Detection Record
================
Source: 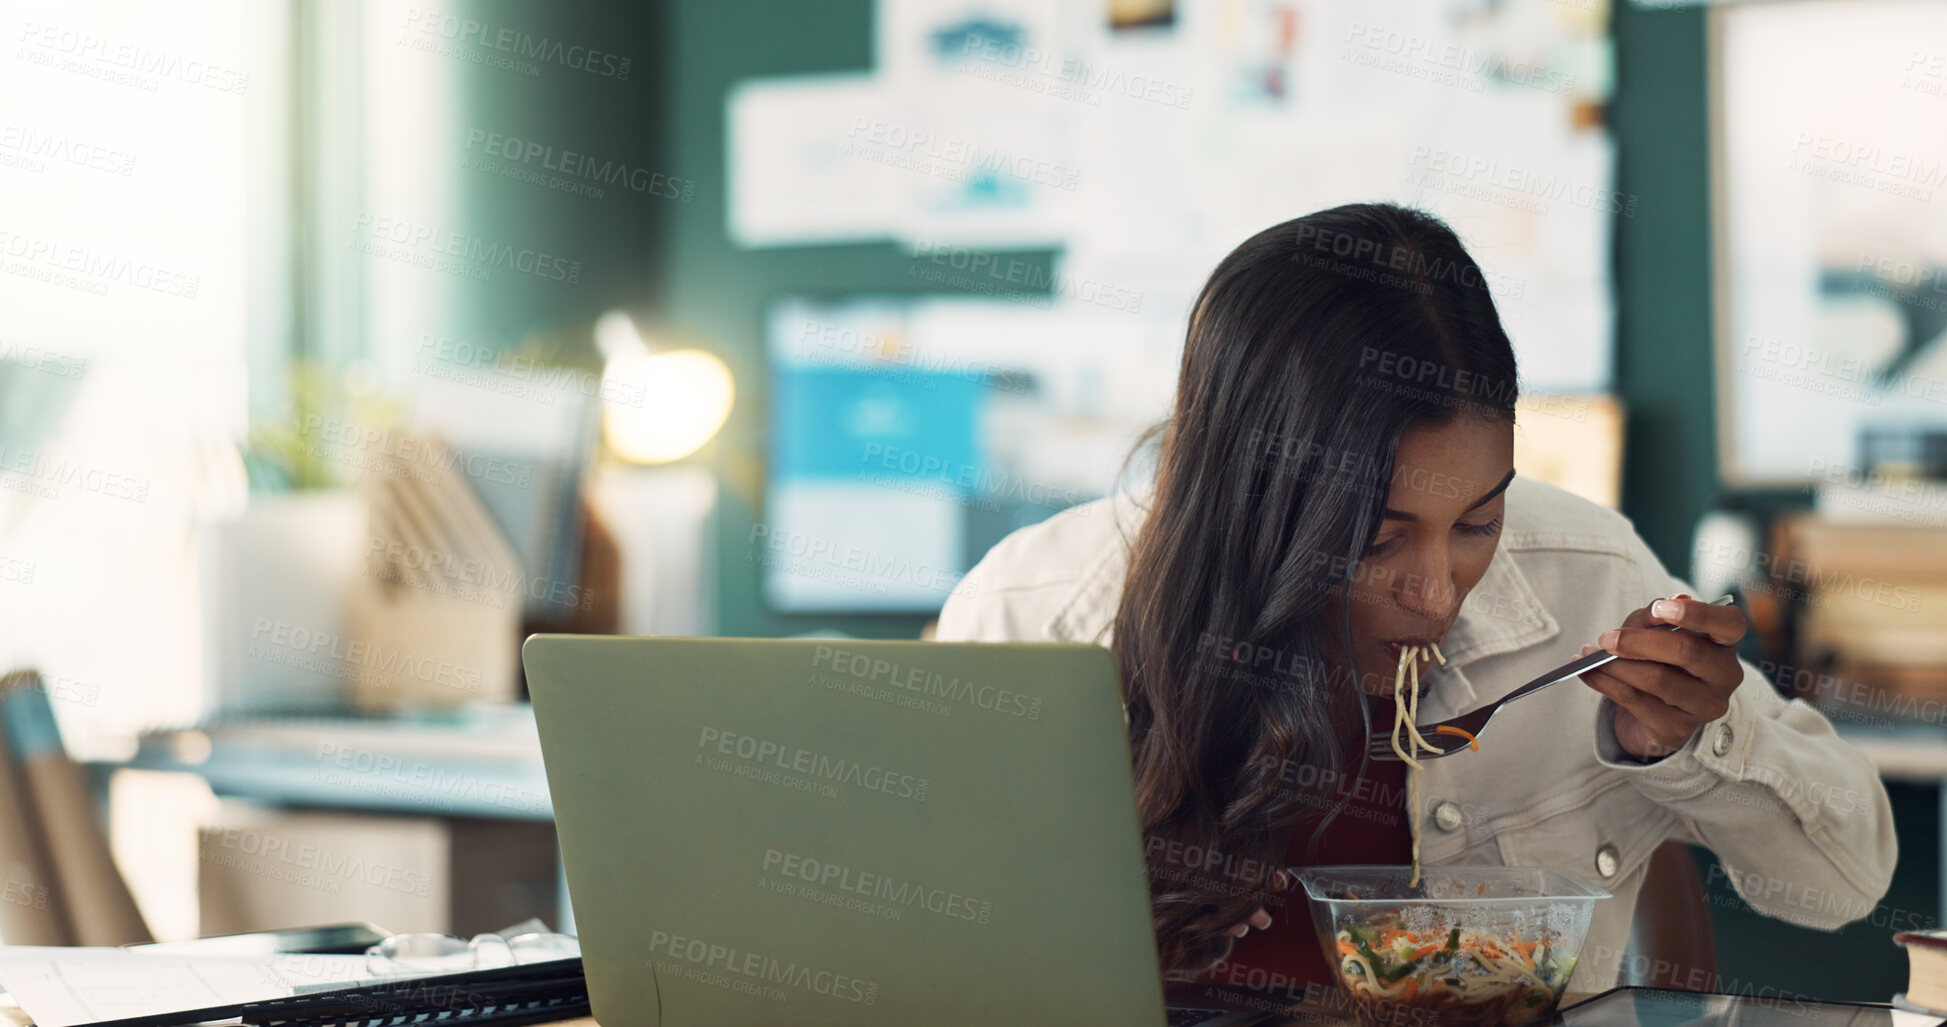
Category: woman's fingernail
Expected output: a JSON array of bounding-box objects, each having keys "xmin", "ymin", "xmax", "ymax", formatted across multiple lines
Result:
[
  {"xmin": 1652, "ymin": 598, "xmax": 1680, "ymax": 620},
  {"xmin": 1599, "ymin": 629, "xmax": 1620, "ymax": 650}
]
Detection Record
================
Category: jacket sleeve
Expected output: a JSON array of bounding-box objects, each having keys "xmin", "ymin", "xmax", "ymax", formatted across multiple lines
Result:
[{"xmin": 1591, "ymin": 535, "xmax": 1898, "ymax": 930}]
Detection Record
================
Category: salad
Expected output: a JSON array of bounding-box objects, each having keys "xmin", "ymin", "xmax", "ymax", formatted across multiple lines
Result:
[{"xmin": 1332, "ymin": 913, "xmax": 1578, "ymax": 1027}]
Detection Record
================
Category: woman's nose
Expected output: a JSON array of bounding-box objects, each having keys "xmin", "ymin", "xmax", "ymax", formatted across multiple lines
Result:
[{"xmin": 1396, "ymin": 552, "xmax": 1458, "ymax": 620}]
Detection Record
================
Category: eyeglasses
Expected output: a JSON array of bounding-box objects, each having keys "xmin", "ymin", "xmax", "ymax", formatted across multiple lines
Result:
[{"xmin": 364, "ymin": 930, "xmax": 580, "ymax": 976}]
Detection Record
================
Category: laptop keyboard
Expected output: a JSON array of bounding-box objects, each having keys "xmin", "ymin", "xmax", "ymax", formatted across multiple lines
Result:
[{"xmin": 1167, "ymin": 1008, "xmax": 1234, "ymax": 1026}]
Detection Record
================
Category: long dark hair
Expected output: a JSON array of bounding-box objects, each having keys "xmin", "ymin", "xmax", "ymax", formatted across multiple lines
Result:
[{"xmin": 1115, "ymin": 203, "xmax": 1520, "ymax": 976}]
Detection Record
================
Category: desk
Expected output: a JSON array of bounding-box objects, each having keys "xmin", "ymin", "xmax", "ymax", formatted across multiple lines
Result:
[{"xmin": 111, "ymin": 707, "xmax": 571, "ymax": 932}]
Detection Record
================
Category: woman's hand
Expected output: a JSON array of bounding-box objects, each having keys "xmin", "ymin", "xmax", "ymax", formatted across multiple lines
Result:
[
  {"xmin": 1225, "ymin": 868, "xmax": 1289, "ymax": 938},
  {"xmin": 1577, "ymin": 593, "xmax": 1748, "ymax": 761}
]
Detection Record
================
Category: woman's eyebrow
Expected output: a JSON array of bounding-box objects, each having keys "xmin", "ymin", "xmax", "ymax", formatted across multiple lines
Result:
[
  {"xmin": 1464, "ymin": 469, "xmax": 1517, "ymax": 512},
  {"xmin": 1382, "ymin": 468, "xmax": 1516, "ymax": 521}
]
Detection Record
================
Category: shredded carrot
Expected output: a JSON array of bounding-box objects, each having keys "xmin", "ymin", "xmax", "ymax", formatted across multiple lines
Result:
[
  {"xmin": 1412, "ymin": 943, "xmax": 1441, "ymax": 960},
  {"xmin": 1339, "ymin": 940, "xmax": 1358, "ymax": 956},
  {"xmin": 1433, "ymin": 725, "xmax": 1480, "ymax": 751},
  {"xmin": 1514, "ymin": 941, "xmax": 1538, "ymax": 961},
  {"xmin": 1381, "ymin": 929, "xmax": 1406, "ymax": 946},
  {"xmin": 1401, "ymin": 979, "xmax": 1419, "ymax": 1000}
]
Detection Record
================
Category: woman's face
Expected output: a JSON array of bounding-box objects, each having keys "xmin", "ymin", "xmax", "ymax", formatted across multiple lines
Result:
[{"xmin": 1340, "ymin": 415, "xmax": 1515, "ymax": 695}]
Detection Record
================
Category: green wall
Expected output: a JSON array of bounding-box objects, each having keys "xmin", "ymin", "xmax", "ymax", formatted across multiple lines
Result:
[
  {"xmin": 453, "ymin": 2, "xmax": 674, "ymax": 352},
  {"xmin": 446, "ymin": 1, "xmax": 674, "ymax": 360},
  {"xmin": 1610, "ymin": 2, "xmax": 1721, "ymax": 570}
]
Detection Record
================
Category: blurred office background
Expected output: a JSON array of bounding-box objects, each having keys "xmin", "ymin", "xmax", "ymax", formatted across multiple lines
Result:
[{"xmin": 0, "ymin": 0, "xmax": 1944, "ymax": 1000}]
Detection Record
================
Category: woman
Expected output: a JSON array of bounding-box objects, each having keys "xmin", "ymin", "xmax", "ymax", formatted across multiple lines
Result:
[{"xmin": 935, "ymin": 203, "xmax": 1895, "ymax": 993}]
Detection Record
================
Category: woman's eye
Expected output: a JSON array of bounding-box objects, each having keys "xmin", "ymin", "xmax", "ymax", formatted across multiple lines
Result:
[
  {"xmin": 1365, "ymin": 536, "xmax": 1401, "ymax": 555},
  {"xmin": 1457, "ymin": 517, "xmax": 1502, "ymax": 538}
]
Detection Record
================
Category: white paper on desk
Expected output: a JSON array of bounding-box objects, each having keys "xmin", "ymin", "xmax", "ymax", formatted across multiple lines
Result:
[{"xmin": 0, "ymin": 947, "xmax": 372, "ymax": 1027}]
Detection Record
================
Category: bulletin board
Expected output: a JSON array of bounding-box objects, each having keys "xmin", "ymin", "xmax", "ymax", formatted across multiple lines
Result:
[{"xmin": 732, "ymin": 0, "xmax": 1622, "ymax": 612}]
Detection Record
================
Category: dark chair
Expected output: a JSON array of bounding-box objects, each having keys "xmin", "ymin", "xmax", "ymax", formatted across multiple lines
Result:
[{"xmin": 1623, "ymin": 841, "xmax": 1718, "ymax": 988}]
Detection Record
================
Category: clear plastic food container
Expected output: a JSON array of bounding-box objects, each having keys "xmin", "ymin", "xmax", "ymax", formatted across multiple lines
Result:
[{"xmin": 1294, "ymin": 865, "xmax": 1610, "ymax": 1027}]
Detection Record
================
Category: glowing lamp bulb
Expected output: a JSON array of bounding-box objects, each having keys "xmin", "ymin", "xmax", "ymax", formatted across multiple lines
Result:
[{"xmin": 602, "ymin": 348, "xmax": 734, "ymax": 464}]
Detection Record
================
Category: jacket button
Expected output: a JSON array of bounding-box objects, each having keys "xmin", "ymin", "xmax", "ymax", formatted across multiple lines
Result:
[
  {"xmin": 1433, "ymin": 801, "xmax": 1464, "ymax": 832},
  {"xmin": 1595, "ymin": 844, "xmax": 1620, "ymax": 879},
  {"xmin": 1712, "ymin": 723, "xmax": 1735, "ymax": 758}
]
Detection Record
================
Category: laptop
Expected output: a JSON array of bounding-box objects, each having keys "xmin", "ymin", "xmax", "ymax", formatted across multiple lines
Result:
[{"xmin": 523, "ymin": 636, "xmax": 1272, "ymax": 1026}]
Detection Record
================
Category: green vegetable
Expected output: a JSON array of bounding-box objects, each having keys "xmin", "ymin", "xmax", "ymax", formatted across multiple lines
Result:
[
  {"xmin": 1378, "ymin": 958, "xmax": 1421, "ymax": 984},
  {"xmin": 1528, "ymin": 992, "xmax": 1547, "ymax": 1006},
  {"xmin": 1446, "ymin": 927, "xmax": 1460, "ymax": 951},
  {"xmin": 1345, "ymin": 932, "xmax": 1420, "ymax": 985},
  {"xmin": 1354, "ymin": 938, "xmax": 1386, "ymax": 972}
]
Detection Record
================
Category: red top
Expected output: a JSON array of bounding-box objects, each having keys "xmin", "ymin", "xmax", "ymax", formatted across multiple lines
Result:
[{"xmin": 1200, "ymin": 698, "xmax": 1415, "ymax": 999}]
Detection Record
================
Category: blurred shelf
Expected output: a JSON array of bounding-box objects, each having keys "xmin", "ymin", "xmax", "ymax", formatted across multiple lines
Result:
[{"xmin": 112, "ymin": 705, "xmax": 552, "ymax": 820}]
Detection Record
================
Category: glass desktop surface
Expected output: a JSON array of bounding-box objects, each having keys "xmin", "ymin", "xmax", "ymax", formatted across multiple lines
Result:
[{"xmin": 1549, "ymin": 988, "xmax": 1912, "ymax": 1027}]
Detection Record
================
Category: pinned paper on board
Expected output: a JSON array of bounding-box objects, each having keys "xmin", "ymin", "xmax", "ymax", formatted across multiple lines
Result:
[
  {"xmin": 762, "ymin": 295, "xmax": 1182, "ymax": 613},
  {"xmin": 886, "ymin": 80, "xmax": 1086, "ymax": 249},
  {"xmin": 875, "ymin": 0, "xmax": 1079, "ymax": 83},
  {"xmin": 1715, "ymin": 0, "xmax": 1947, "ymax": 483},
  {"xmin": 727, "ymin": 75, "xmax": 904, "ymax": 248}
]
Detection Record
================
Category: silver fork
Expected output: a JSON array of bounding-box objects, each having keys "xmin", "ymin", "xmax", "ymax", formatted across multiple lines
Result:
[{"xmin": 1367, "ymin": 595, "xmax": 1736, "ymax": 762}]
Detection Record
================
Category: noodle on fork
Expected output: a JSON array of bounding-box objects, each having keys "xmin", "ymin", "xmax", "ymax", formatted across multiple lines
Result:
[{"xmin": 1388, "ymin": 644, "xmax": 1444, "ymax": 887}]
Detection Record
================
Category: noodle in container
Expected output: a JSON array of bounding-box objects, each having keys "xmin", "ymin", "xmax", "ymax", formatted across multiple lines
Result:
[{"xmin": 1295, "ymin": 865, "xmax": 1609, "ymax": 1027}]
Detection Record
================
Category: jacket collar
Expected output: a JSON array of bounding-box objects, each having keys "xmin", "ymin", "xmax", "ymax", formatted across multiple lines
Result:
[{"xmin": 1040, "ymin": 491, "xmax": 1559, "ymax": 715}]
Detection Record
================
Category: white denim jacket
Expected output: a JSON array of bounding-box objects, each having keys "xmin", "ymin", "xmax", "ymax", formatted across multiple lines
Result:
[{"xmin": 935, "ymin": 476, "xmax": 1897, "ymax": 990}]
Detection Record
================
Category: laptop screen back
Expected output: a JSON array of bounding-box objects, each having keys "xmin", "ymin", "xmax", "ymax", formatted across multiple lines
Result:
[{"xmin": 524, "ymin": 636, "xmax": 1167, "ymax": 1027}]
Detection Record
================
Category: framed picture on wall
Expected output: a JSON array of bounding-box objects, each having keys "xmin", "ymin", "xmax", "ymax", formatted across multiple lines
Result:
[{"xmin": 1711, "ymin": 0, "xmax": 1947, "ymax": 487}]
